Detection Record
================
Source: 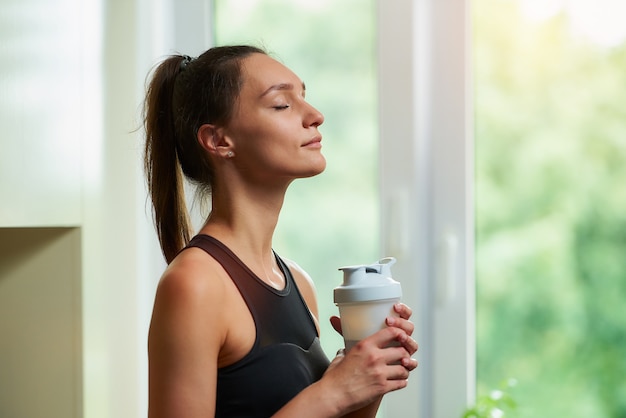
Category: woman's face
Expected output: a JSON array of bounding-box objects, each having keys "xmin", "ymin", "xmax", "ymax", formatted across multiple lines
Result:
[{"xmin": 223, "ymin": 53, "xmax": 326, "ymax": 184}]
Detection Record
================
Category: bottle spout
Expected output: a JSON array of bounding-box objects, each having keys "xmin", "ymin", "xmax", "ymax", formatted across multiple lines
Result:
[
  {"xmin": 338, "ymin": 265, "xmax": 368, "ymax": 286},
  {"xmin": 366, "ymin": 257, "xmax": 396, "ymax": 277}
]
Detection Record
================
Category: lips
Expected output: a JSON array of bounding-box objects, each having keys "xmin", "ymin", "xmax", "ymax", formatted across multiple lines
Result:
[{"xmin": 302, "ymin": 136, "xmax": 322, "ymax": 147}]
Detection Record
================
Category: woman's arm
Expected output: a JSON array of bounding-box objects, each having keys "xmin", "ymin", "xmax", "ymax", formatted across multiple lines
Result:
[{"xmin": 148, "ymin": 252, "xmax": 226, "ymax": 418}]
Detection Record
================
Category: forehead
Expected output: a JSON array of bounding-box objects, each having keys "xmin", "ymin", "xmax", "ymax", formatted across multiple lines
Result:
[{"xmin": 240, "ymin": 53, "xmax": 302, "ymax": 95}]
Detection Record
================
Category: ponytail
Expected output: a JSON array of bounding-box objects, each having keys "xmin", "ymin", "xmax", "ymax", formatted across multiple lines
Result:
[
  {"xmin": 143, "ymin": 45, "xmax": 267, "ymax": 263},
  {"xmin": 143, "ymin": 56, "xmax": 192, "ymax": 263}
]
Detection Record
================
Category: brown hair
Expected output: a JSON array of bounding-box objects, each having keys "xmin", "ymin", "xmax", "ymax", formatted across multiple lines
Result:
[{"xmin": 143, "ymin": 45, "xmax": 266, "ymax": 263}]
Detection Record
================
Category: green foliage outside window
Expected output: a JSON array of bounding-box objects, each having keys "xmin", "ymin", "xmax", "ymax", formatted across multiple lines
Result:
[
  {"xmin": 463, "ymin": 379, "xmax": 518, "ymax": 418},
  {"xmin": 474, "ymin": 0, "xmax": 626, "ymax": 416}
]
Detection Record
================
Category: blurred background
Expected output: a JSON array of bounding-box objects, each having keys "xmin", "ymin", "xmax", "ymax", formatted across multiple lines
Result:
[{"xmin": 474, "ymin": 0, "xmax": 626, "ymax": 416}]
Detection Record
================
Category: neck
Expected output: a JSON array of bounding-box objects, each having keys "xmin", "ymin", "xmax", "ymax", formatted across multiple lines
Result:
[
  {"xmin": 197, "ymin": 168, "xmax": 294, "ymax": 289},
  {"xmin": 199, "ymin": 180, "xmax": 288, "ymax": 264}
]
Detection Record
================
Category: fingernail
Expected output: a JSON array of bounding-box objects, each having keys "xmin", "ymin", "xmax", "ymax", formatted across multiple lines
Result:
[{"xmin": 386, "ymin": 317, "xmax": 396, "ymax": 326}]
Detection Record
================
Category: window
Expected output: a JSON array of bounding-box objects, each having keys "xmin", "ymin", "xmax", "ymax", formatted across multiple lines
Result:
[{"xmin": 474, "ymin": 0, "xmax": 626, "ymax": 416}]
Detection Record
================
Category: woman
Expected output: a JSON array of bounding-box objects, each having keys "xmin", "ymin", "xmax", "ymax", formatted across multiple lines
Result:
[{"xmin": 143, "ymin": 45, "xmax": 418, "ymax": 417}]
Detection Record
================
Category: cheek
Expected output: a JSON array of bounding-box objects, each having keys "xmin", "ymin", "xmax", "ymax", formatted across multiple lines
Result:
[
  {"xmin": 235, "ymin": 119, "xmax": 292, "ymax": 151},
  {"xmin": 230, "ymin": 127, "xmax": 281, "ymax": 166},
  {"xmin": 227, "ymin": 108, "xmax": 299, "ymax": 160}
]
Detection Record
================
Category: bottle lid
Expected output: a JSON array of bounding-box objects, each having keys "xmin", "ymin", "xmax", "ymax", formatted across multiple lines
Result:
[{"xmin": 334, "ymin": 257, "xmax": 402, "ymax": 304}]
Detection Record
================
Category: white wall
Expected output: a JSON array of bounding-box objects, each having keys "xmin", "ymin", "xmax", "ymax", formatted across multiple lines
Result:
[
  {"xmin": 81, "ymin": 0, "xmax": 213, "ymax": 416},
  {"xmin": 81, "ymin": 0, "xmax": 152, "ymax": 415},
  {"xmin": 0, "ymin": 0, "xmax": 83, "ymax": 227}
]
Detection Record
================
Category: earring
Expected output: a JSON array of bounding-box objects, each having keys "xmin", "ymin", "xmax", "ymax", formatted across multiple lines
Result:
[{"xmin": 226, "ymin": 151, "xmax": 234, "ymax": 158}]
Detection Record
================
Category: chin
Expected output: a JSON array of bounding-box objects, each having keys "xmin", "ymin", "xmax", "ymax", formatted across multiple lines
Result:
[
  {"xmin": 309, "ymin": 158, "xmax": 327, "ymax": 176},
  {"xmin": 297, "ymin": 162, "xmax": 326, "ymax": 179},
  {"xmin": 290, "ymin": 154, "xmax": 326, "ymax": 179}
]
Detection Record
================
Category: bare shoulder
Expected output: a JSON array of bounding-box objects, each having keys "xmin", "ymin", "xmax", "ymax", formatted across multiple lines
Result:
[
  {"xmin": 154, "ymin": 247, "xmax": 227, "ymax": 310},
  {"xmin": 149, "ymin": 247, "xmax": 230, "ymax": 346}
]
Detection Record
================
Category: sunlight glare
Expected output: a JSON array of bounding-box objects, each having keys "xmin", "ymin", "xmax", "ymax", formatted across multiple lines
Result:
[
  {"xmin": 519, "ymin": 0, "xmax": 626, "ymax": 47},
  {"xmin": 519, "ymin": 0, "xmax": 566, "ymax": 21},
  {"xmin": 567, "ymin": 0, "xmax": 626, "ymax": 47}
]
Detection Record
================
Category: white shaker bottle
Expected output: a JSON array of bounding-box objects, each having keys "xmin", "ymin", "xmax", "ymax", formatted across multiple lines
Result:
[{"xmin": 334, "ymin": 257, "xmax": 402, "ymax": 351}]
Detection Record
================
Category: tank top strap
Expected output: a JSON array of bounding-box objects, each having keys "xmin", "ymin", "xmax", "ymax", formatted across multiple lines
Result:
[
  {"xmin": 186, "ymin": 234, "xmax": 292, "ymax": 295},
  {"xmin": 184, "ymin": 234, "xmax": 316, "ymax": 350}
]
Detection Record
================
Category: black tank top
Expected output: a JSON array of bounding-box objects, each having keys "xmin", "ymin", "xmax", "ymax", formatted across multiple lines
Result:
[{"xmin": 185, "ymin": 235, "xmax": 330, "ymax": 417}]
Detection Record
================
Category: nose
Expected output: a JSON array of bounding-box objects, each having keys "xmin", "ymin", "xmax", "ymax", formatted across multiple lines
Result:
[{"xmin": 304, "ymin": 102, "xmax": 324, "ymax": 128}]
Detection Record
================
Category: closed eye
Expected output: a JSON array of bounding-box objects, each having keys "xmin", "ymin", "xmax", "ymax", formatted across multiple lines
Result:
[{"xmin": 273, "ymin": 105, "xmax": 290, "ymax": 110}]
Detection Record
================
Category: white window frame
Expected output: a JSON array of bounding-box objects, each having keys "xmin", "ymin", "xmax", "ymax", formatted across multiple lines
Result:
[{"xmin": 378, "ymin": 1, "xmax": 475, "ymax": 417}]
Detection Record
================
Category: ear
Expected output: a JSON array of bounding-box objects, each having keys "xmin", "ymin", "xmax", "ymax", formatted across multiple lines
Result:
[{"xmin": 197, "ymin": 123, "xmax": 234, "ymax": 158}]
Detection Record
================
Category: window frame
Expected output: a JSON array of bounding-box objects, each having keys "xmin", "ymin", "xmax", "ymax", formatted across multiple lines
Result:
[{"xmin": 378, "ymin": 1, "xmax": 475, "ymax": 417}]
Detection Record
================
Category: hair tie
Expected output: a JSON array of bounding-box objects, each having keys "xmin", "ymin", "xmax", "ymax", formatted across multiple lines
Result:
[{"xmin": 180, "ymin": 55, "xmax": 194, "ymax": 71}]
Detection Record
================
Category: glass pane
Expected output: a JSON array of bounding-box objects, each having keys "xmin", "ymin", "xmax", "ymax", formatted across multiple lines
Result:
[
  {"xmin": 214, "ymin": 0, "xmax": 378, "ymax": 357},
  {"xmin": 474, "ymin": 0, "xmax": 626, "ymax": 416},
  {"xmin": 0, "ymin": 0, "xmax": 84, "ymax": 226}
]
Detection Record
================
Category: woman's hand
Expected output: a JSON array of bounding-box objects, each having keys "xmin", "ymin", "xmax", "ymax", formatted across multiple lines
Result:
[
  {"xmin": 330, "ymin": 303, "xmax": 419, "ymax": 360},
  {"xmin": 322, "ymin": 326, "xmax": 416, "ymax": 413},
  {"xmin": 321, "ymin": 303, "xmax": 418, "ymax": 414}
]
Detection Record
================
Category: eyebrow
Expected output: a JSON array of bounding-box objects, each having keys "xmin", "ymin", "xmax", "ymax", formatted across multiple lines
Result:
[{"xmin": 259, "ymin": 82, "xmax": 306, "ymax": 98}]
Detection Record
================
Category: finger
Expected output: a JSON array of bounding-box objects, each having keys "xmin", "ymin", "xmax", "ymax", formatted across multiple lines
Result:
[
  {"xmin": 384, "ymin": 325, "xmax": 418, "ymax": 355},
  {"xmin": 368, "ymin": 326, "xmax": 406, "ymax": 348},
  {"xmin": 394, "ymin": 303, "xmax": 413, "ymax": 319},
  {"xmin": 379, "ymin": 345, "xmax": 408, "ymax": 364},
  {"xmin": 329, "ymin": 316, "xmax": 343, "ymax": 335},
  {"xmin": 382, "ymin": 377, "xmax": 409, "ymax": 394},
  {"xmin": 386, "ymin": 363, "xmax": 411, "ymax": 381},
  {"xmin": 363, "ymin": 326, "xmax": 417, "ymax": 357},
  {"xmin": 386, "ymin": 316, "xmax": 415, "ymax": 337},
  {"xmin": 398, "ymin": 334, "xmax": 418, "ymax": 356},
  {"xmin": 401, "ymin": 356, "xmax": 419, "ymax": 371}
]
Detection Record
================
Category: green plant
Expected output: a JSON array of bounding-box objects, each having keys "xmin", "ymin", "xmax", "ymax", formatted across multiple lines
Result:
[{"xmin": 463, "ymin": 379, "xmax": 518, "ymax": 418}]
